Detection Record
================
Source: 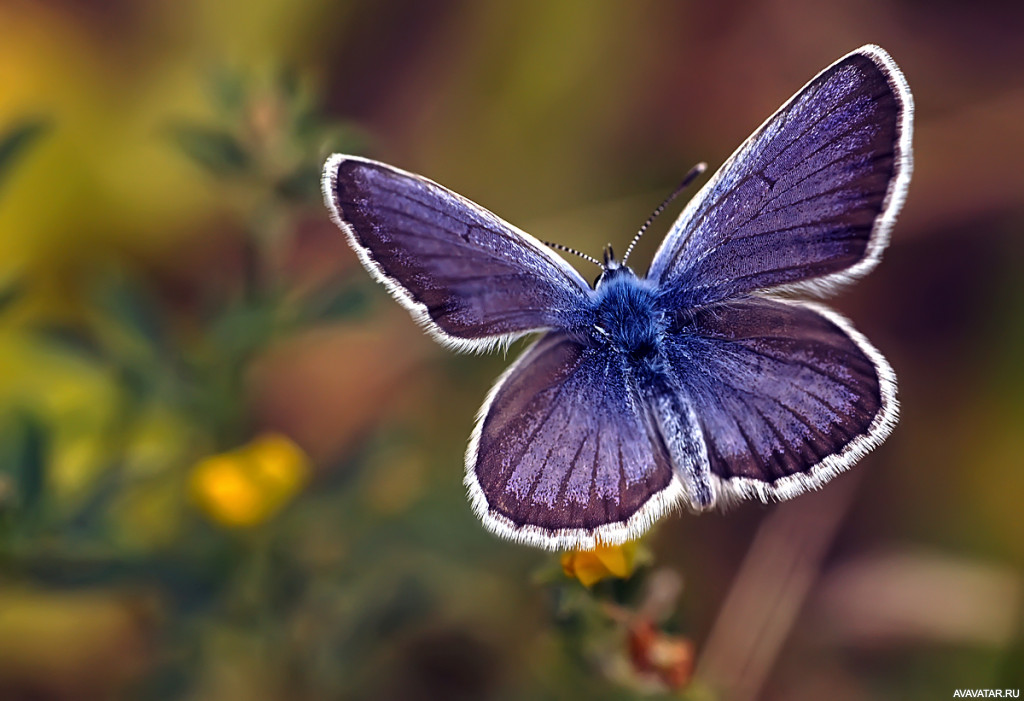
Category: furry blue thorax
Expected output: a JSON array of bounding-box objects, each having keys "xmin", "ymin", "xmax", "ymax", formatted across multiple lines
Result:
[{"xmin": 591, "ymin": 265, "xmax": 665, "ymax": 362}]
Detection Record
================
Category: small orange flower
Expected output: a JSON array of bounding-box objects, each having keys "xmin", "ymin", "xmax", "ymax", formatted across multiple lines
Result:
[
  {"xmin": 189, "ymin": 433, "xmax": 309, "ymax": 528},
  {"xmin": 627, "ymin": 617, "xmax": 696, "ymax": 691},
  {"xmin": 561, "ymin": 541, "xmax": 639, "ymax": 587}
]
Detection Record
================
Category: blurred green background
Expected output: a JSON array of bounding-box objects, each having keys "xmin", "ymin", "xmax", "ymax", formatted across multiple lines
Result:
[{"xmin": 0, "ymin": 1, "xmax": 1022, "ymax": 699}]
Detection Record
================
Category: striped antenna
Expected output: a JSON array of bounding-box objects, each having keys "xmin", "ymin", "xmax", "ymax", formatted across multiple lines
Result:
[
  {"xmin": 621, "ymin": 162, "xmax": 707, "ymax": 266},
  {"xmin": 543, "ymin": 240, "xmax": 603, "ymax": 269}
]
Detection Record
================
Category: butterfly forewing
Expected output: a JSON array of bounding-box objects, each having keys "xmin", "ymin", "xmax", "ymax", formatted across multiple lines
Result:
[
  {"xmin": 648, "ymin": 46, "xmax": 912, "ymax": 307},
  {"xmin": 467, "ymin": 332, "xmax": 683, "ymax": 549},
  {"xmin": 323, "ymin": 156, "xmax": 592, "ymax": 352}
]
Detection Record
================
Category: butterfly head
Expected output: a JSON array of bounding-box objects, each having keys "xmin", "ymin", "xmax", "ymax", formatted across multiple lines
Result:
[
  {"xmin": 602, "ymin": 243, "xmax": 619, "ymax": 270},
  {"xmin": 595, "ymin": 244, "xmax": 637, "ymax": 288}
]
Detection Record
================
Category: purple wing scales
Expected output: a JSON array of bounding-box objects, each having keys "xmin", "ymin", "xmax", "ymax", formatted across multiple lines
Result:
[
  {"xmin": 661, "ymin": 297, "xmax": 897, "ymax": 502},
  {"xmin": 323, "ymin": 155, "xmax": 592, "ymax": 352},
  {"xmin": 466, "ymin": 332, "xmax": 685, "ymax": 550},
  {"xmin": 648, "ymin": 45, "xmax": 912, "ymax": 306}
]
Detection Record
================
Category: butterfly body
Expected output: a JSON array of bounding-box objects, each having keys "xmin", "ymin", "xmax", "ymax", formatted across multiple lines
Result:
[
  {"xmin": 586, "ymin": 261, "xmax": 716, "ymax": 508},
  {"xmin": 323, "ymin": 45, "xmax": 912, "ymax": 550}
]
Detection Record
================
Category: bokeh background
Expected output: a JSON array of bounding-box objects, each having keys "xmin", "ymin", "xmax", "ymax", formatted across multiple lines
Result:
[{"xmin": 1, "ymin": 1, "xmax": 1022, "ymax": 699}]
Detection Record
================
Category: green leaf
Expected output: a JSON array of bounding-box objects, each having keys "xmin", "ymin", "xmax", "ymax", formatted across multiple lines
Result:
[
  {"xmin": 33, "ymin": 323, "xmax": 104, "ymax": 363},
  {"xmin": 0, "ymin": 412, "xmax": 49, "ymax": 516},
  {"xmin": 210, "ymin": 302, "xmax": 275, "ymax": 357},
  {"xmin": 275, "ymin": 63, "xmax": 302, "ymax": 102},
  {"xmin": 88, "ymin": 274, "xmax": 170, "ymax": 401},
  {"xmin": 0, "ymin": 277, "xmax": 25, "ymax": 314},
  {"xmin": 92, "ymin": 273, "xmax": 164, "ymax": 351},
  {"xmin": 14, "ymin": 413, "xmax": 47, "ymax": 513},
  {"xmin": 274, "ymin": 164, "xmax": 321, "ymax": 202},
  {"xmin": 168, "ymin": 121, "xmax": 250, "ymax": 176},
  {"xmin": 306, "ymin": 282, "xmax": 372, "ymax": 323},
  {"xmin": 0, "ymin": 118, "xmax": 49, "ymax": 191},
  {"xmin": 207, "ymin": 66, "xmax": 247, "ymax": 117}
]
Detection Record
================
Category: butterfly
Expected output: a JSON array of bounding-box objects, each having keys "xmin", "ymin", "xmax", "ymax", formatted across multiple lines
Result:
[{"xmin": 322, "ymin": 45, "xmax": 912, "ymax": 550}]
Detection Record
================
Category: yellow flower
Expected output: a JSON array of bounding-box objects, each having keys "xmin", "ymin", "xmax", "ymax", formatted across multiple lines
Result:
[
  {"xmin": 561, "ymin": 541, "xmax": 639, "ymax": 587},
  {"xmin": 189, "ymin": 433, "xmax": 309, "ymax": 528}
]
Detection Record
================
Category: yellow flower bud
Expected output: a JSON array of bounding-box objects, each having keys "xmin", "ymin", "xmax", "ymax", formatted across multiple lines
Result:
[
  {"xmin": 560, "ymin": 541, "xmax": 639, "ymax": 587},
  {"xmin": 189, "ymin": 433, "xmax": 309, "ymax": 528}
]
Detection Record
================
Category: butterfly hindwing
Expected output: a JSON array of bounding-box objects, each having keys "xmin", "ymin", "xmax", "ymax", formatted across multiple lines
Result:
[
  {"xmin": 648, "ymin": 45, "xmax": 912, "ymax": 307},
  {"xmin": 323, "ymin": 156, "xmax": 592, "ymax": 352},
  {"xmin": 466, "ymin": 331, "xmax": 684, "ymax": 549},
  {"xmin": 660, "ymin": 297, "xmax": 897, "ymax": 502}
]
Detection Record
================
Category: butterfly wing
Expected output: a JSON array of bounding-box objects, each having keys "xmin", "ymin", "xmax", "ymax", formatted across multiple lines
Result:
[
  {"xmin": 648, "ymin": 45, "xmax": 912, "ymax": 307},
  {"xmin": 323, "ymin": 155, "xmax": 592, "ymax": 352},
  {"xmin": 466, "ymin": 331, "xmax": 685, "ymax": 550},
  {"xmin": 660, "ymin": 297, "xmax": 896, "ymax": 503}
]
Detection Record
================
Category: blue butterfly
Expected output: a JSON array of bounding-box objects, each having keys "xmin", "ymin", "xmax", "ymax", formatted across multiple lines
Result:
[{"xmin": 322, "ymin": 45, "xmax": 912, "ymax": 550}]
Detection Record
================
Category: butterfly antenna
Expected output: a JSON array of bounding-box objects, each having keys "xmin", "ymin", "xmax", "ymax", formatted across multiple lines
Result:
[
  {"xmin": 542, "ymin": 240, "xmax": 603, "ymax": 269},
  {"xmin": 621, "ymin": 161, "xmax": 708, "ymax": 265}
]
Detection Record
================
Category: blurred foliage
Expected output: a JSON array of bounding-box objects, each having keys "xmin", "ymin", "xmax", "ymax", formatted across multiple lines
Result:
[
  {"xmin": 0, "ymin": 1, "xmax": 1022, "ymax": 700},
  {"xmin": 0, "ymin": 119, "xmax": 48, "ymax": 193},
  {"xmin": 0, "ymin": 60, "xmax": 388, "ymax": 700}
]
